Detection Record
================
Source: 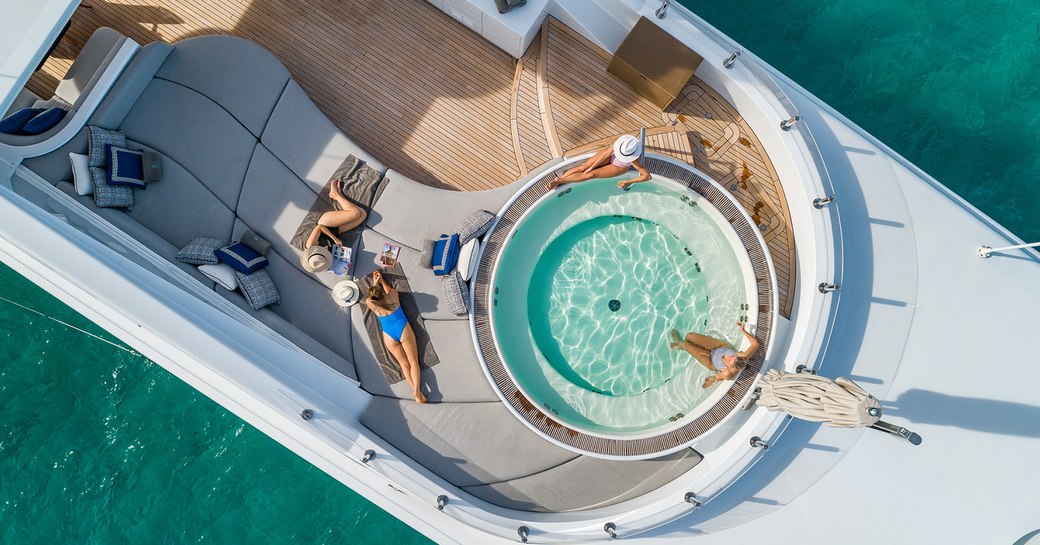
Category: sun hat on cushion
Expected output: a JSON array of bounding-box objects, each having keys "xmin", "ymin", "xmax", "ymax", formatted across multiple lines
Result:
[{"xmin": 301, "ymin": 245, "xmax": 333, "ymax": 273}]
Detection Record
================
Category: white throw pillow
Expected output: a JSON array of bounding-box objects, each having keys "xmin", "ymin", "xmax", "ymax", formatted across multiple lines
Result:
[
  {"xmin": 198, "ymin": 263, "xmax": 239, "ymax": 290},
  {"xmin": 457, "ymin": 238, "xmax": 479, "ymax": 281},
  {"xmin": 69, "ymin": 152, "xmax": 92, "ymax": 195}
]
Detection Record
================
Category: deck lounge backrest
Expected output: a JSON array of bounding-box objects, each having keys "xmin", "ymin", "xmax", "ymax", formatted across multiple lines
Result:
[
  {"xmin": 261, "ymin": 79, "xmax": 386, "ymax": 189},
  {"xmin": 153, "ymin": 36, "xmax": 290, "ymax": 137},
  {"xmin": 1, "ymin": 27, "xmax": 130, "ymax": 148},
  {"xmin": 55, "ymin": 27, "xmax": 129, "ymax": 110}
]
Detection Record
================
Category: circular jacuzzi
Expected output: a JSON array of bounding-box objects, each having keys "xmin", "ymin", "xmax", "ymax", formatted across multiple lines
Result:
[{"xmin": 472, "ymin": 156, "xmax": 776, "ymax": 458}]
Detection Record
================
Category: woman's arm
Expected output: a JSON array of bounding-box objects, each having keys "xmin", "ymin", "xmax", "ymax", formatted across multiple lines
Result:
[
  {"xmin": 319, "ymin": 225, "xmax": 342, "ymax": 246},
  {"xmin": 618, "ymin": 159, "xmax": 652, "ymax": 188},
  {"xmin": 736, "ymin": 322, "xmax": 760, "ymax": 359},
  {"xmin": 372, "ymin": 270, "xmax": 394, "ymax": 296},
  {"xmin": 305, "ymin": 225, "xmax": 323, "ymax": 249}
]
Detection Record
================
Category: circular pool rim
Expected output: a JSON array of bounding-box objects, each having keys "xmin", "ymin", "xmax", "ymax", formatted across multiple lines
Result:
[{"xmin": 470, "ymin": 154, "xmax": 778, "ymax": 459}]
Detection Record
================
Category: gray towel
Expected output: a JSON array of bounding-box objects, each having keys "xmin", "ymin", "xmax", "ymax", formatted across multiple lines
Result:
[
  {"xmin": 356, "ymin": 266, "xmax": 440, "ymax": 385},
  {"xmin": 290, "ymin": 155, "xmax": 385, "ymax": 251}
]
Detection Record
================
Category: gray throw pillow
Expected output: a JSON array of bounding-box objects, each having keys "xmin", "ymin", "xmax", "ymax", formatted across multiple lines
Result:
[
  {"xmin": 142, "ymin": 151, "xmax": 162, "ymax": 182},
  {"xmin": 87, "ymin": 125, "xmax": 126, "ymax": 168},
  {"xmin": 441, "ymin": 270, "xmax": 468, "ymax": 316},
  {"xmin": 176, "ymin": 237, "xmax": 229, "ymax": 265},
  {"xmin": 236, "ymin": 269, "xmax": 280, "ymax": 310},
  {"xmin": 240, "ymin": 229, "xmax": 271, "ymax": 256},
  {"xmin": 419, "ymin": 239, "xmax": 437, "ymax": 269},
  {"xmin": 456, "ymin": 210, "xmax": 495, "ymax": 244},
  {"xmin": 90, "ymin": 166, "xmax": 133, "ymax": 209}
]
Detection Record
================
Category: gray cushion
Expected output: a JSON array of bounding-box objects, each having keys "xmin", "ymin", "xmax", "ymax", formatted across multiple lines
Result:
[
  {"xmin": 236, "ymin": 145, "xmax": 331, "ymax": 279},
  {"xmin": 441, "ymin": 270, "xmax": 468, "ymax": 316},
  {"xmin": 154, "ymin": 35, "xmax": 290, "ymax": 137},
  {"xmin": 419, "ymin": 239, "xmax": 436, "ymax": 269},
  {"xmin": 367, "ymin": 159, "xmax": 565, "ymax": 249},
  {"xmin": 90, "ymin": 166, "xmax": 133, "ymax": 208},
  {"xmin": 262, "ymin": 79, "xmax": 385, "ymax": 193},
  {"xmin": 55, "ymin": 181, "xmax": 216, "ymax": 288},
  {"xmin": 456, "ymin": 209, "xmax": 495, "ymax": 244},
  {"xmin": 87, "ymin": 125, "xmax": 125, "ymax": 167},
  {"xmin": 217, "ymin": 287, "xmax": 356, "ymax": 381},
  {"xmin": 119, "ymin": 79, "xmax": 255, "ymax": 209},
  {"xmin": 462, "ymin": 450, "xmax": 702, "ymax": 512},
  {"xmin": 176, "ymin": 236, "xmax": 229, "ymax": 265},
  {"xmin": 250, "ymin": 250, "xmax": 354, "ymax": 363},
  {"xmin": 89, "ymin": 41, "xmax": 174, "ymax": 129},
  {"xmin": 120, "ymin": 141, "xmax": 236, "ymax": 249},
  {"xmin": 240, "ymin": 229, "xmax": 271, "ymax": 255},
  {"xmin": 21, "ymin": 127, "xmax": 89, "ymax": 183},
  {"xmin": 55, "ymin": 27, "xmax": 127, "ymax": 109},
  {"xmin": 368, "ymin": 170, "xmax": 527, "ymax": 249},
  {"xmin": 359, "ymin": 398, "xmax": 576, "ymax": 487},
  {"xmin": 236, "ymin": 269, "xmax": 280, "ymax": 310}
]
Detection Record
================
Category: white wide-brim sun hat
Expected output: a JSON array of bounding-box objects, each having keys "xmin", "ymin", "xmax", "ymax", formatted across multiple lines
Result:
[
  {"xmin": 301, "ymin": 245, "xmax": 333, "ymax": 273},
  {"xmin": 613, "ymin": 134, "xmax": 642, "ymax": 163},
  {"xmin": 332, "ymin": 279, "xmax": 360, "ymax": 307}
]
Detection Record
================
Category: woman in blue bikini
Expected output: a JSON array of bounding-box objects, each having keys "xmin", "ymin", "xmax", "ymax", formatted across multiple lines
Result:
[
  {"xmin": 670, "ymin": 322, "xmax": 760, "ymax": 389},
  {"xmin": 546, "ymin": 134, "xmax": 652, "ymax": 190},
  {"xmin": 367, "ymin": 270, "xmax": 427, "ymax": 403}
]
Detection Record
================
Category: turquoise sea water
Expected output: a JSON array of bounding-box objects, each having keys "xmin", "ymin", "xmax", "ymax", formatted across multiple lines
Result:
[{"xmin": 3, "ymin": 2, "xmax": 1039, "ymax": 542}]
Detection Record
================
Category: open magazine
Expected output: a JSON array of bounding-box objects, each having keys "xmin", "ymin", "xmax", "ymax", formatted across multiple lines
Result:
[
  {"xmin": 329, "ymin": 244, "xmax": 351, "ymax": 276},
  {"xmin": 380, "ymin": 243, "xmax": 401, "ymax": 268}
]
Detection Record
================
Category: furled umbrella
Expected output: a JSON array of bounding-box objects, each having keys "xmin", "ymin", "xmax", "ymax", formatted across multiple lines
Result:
[
  {"xmin": 756, "ymin": 369, "xmax": 881, "ymax": 427},
  {"xmin": 754, "ymin": 369, "xmax": 920, "ymax": 443}
]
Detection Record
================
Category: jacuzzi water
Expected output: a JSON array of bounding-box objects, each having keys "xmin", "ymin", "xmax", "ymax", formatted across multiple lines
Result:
[{"xmin": 490, "ymin": 177, "xmax": 757, "ymax": 436}]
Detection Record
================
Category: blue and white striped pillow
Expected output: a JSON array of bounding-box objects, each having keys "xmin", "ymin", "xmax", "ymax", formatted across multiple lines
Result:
[{"xmin": 215, "ymin": 242, "xmax": 269, "ymax": 274}]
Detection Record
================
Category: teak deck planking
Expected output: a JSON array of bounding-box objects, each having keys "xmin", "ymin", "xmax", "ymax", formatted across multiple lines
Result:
[{"xmin": 26, "ymin": 2, "xmax": 796, "ymax": 317}]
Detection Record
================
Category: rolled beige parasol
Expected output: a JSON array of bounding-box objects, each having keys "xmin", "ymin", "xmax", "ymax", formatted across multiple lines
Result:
[{"xmin": 756, "ymin": 370, "xmax": 882, "ymax": 428}]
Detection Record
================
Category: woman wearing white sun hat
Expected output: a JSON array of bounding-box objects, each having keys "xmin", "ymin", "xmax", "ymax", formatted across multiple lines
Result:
[{"xmin": 547, "ymin": 134, "xmax": 652, "ymax": 190}]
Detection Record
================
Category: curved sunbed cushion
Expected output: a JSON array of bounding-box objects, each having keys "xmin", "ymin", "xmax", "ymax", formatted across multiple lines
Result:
[
  {"xmin": 154, "ymin": 35, "xmax": 290, "ymax": 137},
  {"xmin": 20, "ymin": 107, "xmax": 68, "ymax": 135},
  {"xmin": 0, "ymin": 107, "xmax": 44, "ymax": 134}
]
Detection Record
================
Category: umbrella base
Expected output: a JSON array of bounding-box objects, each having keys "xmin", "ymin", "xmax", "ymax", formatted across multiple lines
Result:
[{"xmin": 870, "ymin": 420, "xmax": 922, "ymax": 445}]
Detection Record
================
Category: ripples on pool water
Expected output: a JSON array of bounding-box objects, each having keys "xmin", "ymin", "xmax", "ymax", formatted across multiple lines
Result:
[
  {"xmin": 531, "ymin": 216, "xmax": 706, "ymax": 397},
  {"xmin": 3, "ymin": 1, "xmax": 1037, "ymax": 541}
]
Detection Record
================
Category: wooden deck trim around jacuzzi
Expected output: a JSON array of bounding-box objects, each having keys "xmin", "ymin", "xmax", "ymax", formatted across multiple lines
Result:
[{"xmin": 472, "ymin": 157, "xmax": 776, "ymax": 457}]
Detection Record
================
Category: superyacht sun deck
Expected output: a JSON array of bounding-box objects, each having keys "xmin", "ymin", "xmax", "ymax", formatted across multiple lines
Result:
[{"xmin": 2, "ymin": 1, "xmax": 1039, "ymax": 544}]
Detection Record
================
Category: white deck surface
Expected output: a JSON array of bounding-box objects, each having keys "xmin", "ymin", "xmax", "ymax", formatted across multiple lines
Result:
[{"xmin": 641, "ymin": 62, "xmax": 1040, "ymax": 544}]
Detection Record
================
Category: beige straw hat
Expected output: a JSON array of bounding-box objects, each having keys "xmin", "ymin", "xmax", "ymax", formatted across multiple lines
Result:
[{"xmin": 301, "ymin": 245, "xmax": 333, "ymax": 273}]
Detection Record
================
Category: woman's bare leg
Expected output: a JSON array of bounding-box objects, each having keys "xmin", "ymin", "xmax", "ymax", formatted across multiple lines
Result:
[
  {"xmin": 322, "ymin": 181, "xmax": 367, "ymax": 231},
  {"xmin": 383, "ymin": 334, "xmax": 422, "ymax": 399},
  {"xmin": 548, "ymin": 147, "xmax": 613, "ymax": 188},
  {"xmin": 399, "ymin": 325, "xmax": 426, "ymax": 403},
  {"xmin": 318, "ymin": 207, "xmax": 366, "ymax": 233},
  {"xmin": 676, "ymin": 341, "xmax": 714, "ymax": 371},
  {"xmin": 684, "ymin": 331, "xmax": 729, "ymax": 351}
]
